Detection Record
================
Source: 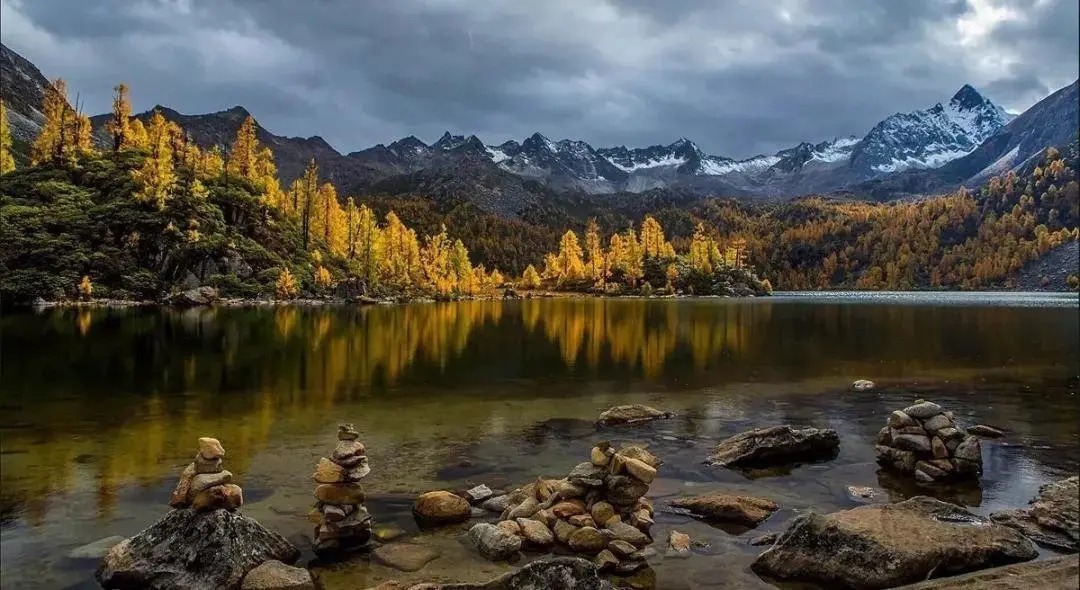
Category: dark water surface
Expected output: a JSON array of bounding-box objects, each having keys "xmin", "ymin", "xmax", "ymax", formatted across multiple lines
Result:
[{"xmin": 1, "ymin": 293, "xmax": 1077, "ymax": 589}]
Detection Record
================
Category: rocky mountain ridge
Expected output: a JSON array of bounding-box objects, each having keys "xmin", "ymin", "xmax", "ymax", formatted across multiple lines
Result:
[{"xmin": 3, "ymin": 41, "xmax": 1076, "ymax": 213}]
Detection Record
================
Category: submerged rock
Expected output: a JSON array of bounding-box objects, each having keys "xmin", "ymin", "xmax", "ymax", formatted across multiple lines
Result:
[
  {"xmin": 967, "ymin": 424, "xmax": 1006, "ymax": 438},
  {"xmin": 991, "ymin": 476, "xmax": 1078, "ymax": 552},
  {"xmin": 670, "ymin": 494, "xmax": 779, "ymax": 526},
  {"xmin": 373, "ymin": 543, "xmax": 442, "ymax": 573},
  {"xmin": 707, "ymin": 425, "xmax": 839, "ymax": 468},
  {"xmin": 67, "ymin": 535, "xmax": 127, "ymax": 560},
  {"xmin": 240, "ymin": 560, "xmax": 314, "ymax": 590},
  {"xmin": 751, "ymin": 496, "xmax": 1037, "ymax": 589},
  {"xmin": 440, "ymin": 556, "xmax": 611, "ymax": 589},
  {"xmin": 597, "ymin": 404, "xmax": 671, "ymax": 427},
  {"xmin": 96, "ymin": 508, "xmax": 299, "ymax": 590}
]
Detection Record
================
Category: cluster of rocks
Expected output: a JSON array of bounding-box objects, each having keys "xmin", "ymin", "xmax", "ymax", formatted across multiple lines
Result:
[
  {"xmin": 467, "ymin": 442, "xmax": 660, "ymax": 575},
  {"xmin": 168, "ymin": 437, "xmax": 243, "ymax": 511},
  {"xmin": 309, "ymin": 424, "xmax": 374, "ymax": 554},
  {"xmin": 99, "ymin": 436, "xmax": 307, "ymax": 590},
  {"xmin": 875, "ymin": 400, "xmax": 982, "ymax": 483}
]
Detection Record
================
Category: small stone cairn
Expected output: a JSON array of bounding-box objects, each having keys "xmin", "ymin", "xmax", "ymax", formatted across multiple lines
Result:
[
  {"xmin": 875, "ymin": 400, "xmax": 982, "ymax": 483},
  {"xmin": 309, "ymin": 424, "xmax": 373, "ymax": 554},
  {"xmin": 168, "ymin": 437, "xmax": 244, "ymax": 511},
  {"xmin": 483, "ymin": 442, "xmax": 660, "ymax": 574}
]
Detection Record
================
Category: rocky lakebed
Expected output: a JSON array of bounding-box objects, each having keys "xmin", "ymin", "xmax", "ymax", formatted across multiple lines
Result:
[{"xmin": 81, "ymin": 398, "xmax": 1078, "ymax": 590}]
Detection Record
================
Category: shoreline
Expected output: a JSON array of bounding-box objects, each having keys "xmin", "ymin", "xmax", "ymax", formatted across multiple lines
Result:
[{"xmin": 14, "ymin": 287, "xmax": 1079, "ymax": 311}]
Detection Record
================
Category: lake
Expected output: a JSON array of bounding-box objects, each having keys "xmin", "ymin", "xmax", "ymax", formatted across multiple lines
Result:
[{"xmin": 1, "ymin": 293, "xmax": 1077, "ymax": 589}]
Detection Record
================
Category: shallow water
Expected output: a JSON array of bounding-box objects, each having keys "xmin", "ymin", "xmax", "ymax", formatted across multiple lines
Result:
[{"xmin": 1, "ymin": 293, "xmax": 1077, "ymax": 589}]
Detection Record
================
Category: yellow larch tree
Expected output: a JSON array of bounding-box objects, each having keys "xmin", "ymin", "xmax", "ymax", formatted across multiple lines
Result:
[
  {"xmin": 0, "ymin": 100, "xmax": 14, "ymax": 174},
  {"xmin": 521, "ymin": 264, "xmax": 541, "ymax": 289},
  {"xmin": 128, "ymin": 118, "xmax": 149, "ymax": 150},
  {"xmin": 228, "ymin": 115, "xmax": 259, "ymax": 181},
  {"xmin": 421, "ymin": 225, "xmax": 454, "ymax": 295},
  {"xmin": 583, "ymin": 218, "xmax": 605, "ymax": 283},
  {"xmin": 449, "ymin": 238, "xmax": 474, "ymax": 294},
  {"xmin": 553, "ymin": 230, "xmax": 586, "ymax": 284},
  {"xmin": 106, "ymin": 83, "xmax": 132, "ymax": 152},
  {"xmin": 689, "ymin": 223, "xmax": 713, "ymax": 273},
  {"xmin": 196, "ymin": 145, "xmax": 224, "ymax": 180},
  {"xmin": 639, "ymin": 215, "xmax": 670, "ymax": 259},
  {"xmin": 31, "ymin": 78, "xmax": 72, "ymax": 165},
  {"xmin": 131, "ymin": 109, "xmax": 176, "ymax": 208}
]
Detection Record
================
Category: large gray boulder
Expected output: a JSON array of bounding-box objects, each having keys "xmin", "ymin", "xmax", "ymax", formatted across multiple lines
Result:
[
  {"xmin": 708, "ymin": 425, "xmax": 839, "ymax": 468},
  {"xmin": 991, "ymin": 476, "xmax": 1078, "ymax": 552},
  {"xmin": 751, "ymin": 496, "xmax": 1037, "ymax": 589},
  {"xmin": 96, "ymin": 508, "xmax": 299, "ymax": 590}
]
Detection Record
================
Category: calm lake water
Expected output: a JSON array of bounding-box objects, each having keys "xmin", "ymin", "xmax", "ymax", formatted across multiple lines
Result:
[{"xmin": 1, "ymin": 293, "xmax": 1078, "ymax": 589}]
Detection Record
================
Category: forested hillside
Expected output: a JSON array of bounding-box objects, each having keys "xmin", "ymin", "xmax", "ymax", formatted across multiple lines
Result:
[
  {"xmin": 0, "ymin": 84, "xmax": 504, "ymax": 304},
  {"xmin": 1, "ymin": 79, "xmax": 1077, "ymax": 302}
]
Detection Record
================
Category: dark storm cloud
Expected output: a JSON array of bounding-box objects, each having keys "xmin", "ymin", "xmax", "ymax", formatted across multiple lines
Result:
[{"xmin": 2, "ymin": 0, "xmax": 1076, "ymax": 158}]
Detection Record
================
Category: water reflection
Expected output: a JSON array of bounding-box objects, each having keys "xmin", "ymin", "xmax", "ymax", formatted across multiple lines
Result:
[{"xmin": 0, "ymin": 295, "xmax": 1077, "ymax": 588}]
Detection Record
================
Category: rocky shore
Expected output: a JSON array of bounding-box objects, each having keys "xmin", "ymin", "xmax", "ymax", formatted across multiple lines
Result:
[{"xmin": 88, "ymin": 401, "xmax": 1077, "ymax": 590}]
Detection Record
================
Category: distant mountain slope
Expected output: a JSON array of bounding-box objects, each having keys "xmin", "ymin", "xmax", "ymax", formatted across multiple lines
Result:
[
  {"xmin": 0, "ymin": 42, "xmax": 49, "ymax": 145},
  {"xmin": 852, "ymin": 80, "xmax": 1079, "ymax": 199},
  {"xmin": 2, "ymin": 41, "xmax": 1073, "ymax": 207},
  {"xmin": 1008, "ymin": 240, "xmax": 1079, "ymax": 291}
]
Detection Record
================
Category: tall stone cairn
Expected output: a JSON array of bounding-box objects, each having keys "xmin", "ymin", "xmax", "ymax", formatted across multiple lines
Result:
[
  {"xmin": 484, "ymin": 442, "xmax": 660, "ymax": 574},
  {"xmin": 168, "ymin": 437, "xmax": 244, "ymax": 511},
  {"xmin": 875, "ymin": 400, "xmax": 983, "ymax": 483},
  {"xmin": 310, "ymin": 424, "xmax": 373, "ymax": 554}
]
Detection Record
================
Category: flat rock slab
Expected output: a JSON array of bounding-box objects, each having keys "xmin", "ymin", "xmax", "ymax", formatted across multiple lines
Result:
[
  {"xmin": 669, "ymin": 494, "xmax": 779, "ymax": 526},
  {"xmin": 96, "ymin": 508, "xmax": 299, "ymax": 590},
  {"xmin": 708, "ymin": 425, "xmax": 839, "ymax": 469},
  {"xmin": 241, "ymin": 560, "xmax": 314, "ymax": 590},
  {"xmin": 597, "ymin": 404, "xmax": 671, "ymax": 427},
  {"xmin": 751, "ymin": 496, "xmax": 1037, "ymax": 589},
  {"xmin": 991, "ymin": 476, "xmax": 1078, "ymax": 552},
  {"xmin": 373, "ymin": 543, "xmax": 441, "ymax": 572},
  {"xmin": 895, "ymin": 555, "xmax": 1078, "ymax": 590}
]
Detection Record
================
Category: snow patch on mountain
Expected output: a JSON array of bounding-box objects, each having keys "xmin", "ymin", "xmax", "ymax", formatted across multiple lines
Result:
[
  {"xmin": 700, "ymin": 155, "xmax": 780, "ymax": 175},
  {"xmin": 810, "ymin": 136, "xmax": 859, "ymax": 163},
  {"xmin": 610, "ymin": 152, "xmax": 687, "ymax": 172}
]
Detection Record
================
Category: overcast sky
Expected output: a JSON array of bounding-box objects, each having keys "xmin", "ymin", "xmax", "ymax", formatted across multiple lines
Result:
[{"xmin": 2, "ymin": 0, "xmax": 1077, "ymax": 158}]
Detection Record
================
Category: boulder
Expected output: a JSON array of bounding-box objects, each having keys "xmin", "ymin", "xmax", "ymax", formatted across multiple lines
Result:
[
  {"xmin": 191, "ymin": 483, "xmax": 244, "ymax": 512},
  {"xmin": 373, "ymin": 543, "xmax": 442, "ymax": 572},
  {"xmin": 967, "ymin": 424, "xmax": 1006, "ymax": 438},
  {"xmin": 465, "ymin": 484, "xmax": 494, "ymax": 504},
  {"xmin": 198, "ymin": 437, "xmax": 226, "ymax": 460},
  {"xmin": 623, "ymin": 457, "xmax": 656, "ymax": 483},
  {"xmin": 413, "ymin": 491, "xmax": 471, "ymax": 525},
  {"xmin": 467, "ymin": 523, "xmax": 523, "ymax": 561},
  {"xmin": 482, "ymin": 495, "xmax": 512, "ymax": 513},
  {"xmin": 516, "ymin": 518, "xmax": 554, "ymax": 547},
  {"xmin": 594, "ymin": 549, "xmax": 619, "ymax": 572},
  {"xmin": 615, "ymin": 445, "xmax": 661, "ymax": 469},
  {"xmin": 751, "ymin": 496, "xmax": 1037, "ymax": 589},
  {"xmin": 893, "ymin": 554, "xmax": 1078, "ymax": 589},
  {"xmin": 567, "ymin": 527, "xmax": 607, "ymax": 553},
  {"xmin": 606, "ymin": 475, "xmax": 649, "ymax": 505},
  {"xmin": 668, "ymin": 530, "xmax": 690, "ymax": 552},
  {"xmin": 96, "ymin": 508, "xmax": 299, "ymax": 590},
  {"xmin": 904, "ymin": 401, "xmax": 943, "ymax": 420},
  {"xmin": 670, "ymin": 494, "xmax": 778, "ymax": 526},
  {"xmin": 605, "ymin": 520, "xmax": 650, "ymax": 547},
  {"xmin": 708, "ymin": 425, "xmax": 839, "ymax": 468},
  {"xmin": 567, "ymin": 462, "xmax": 607, "ymax": 488},
  {"xmin": 852, "ymin": 380, "xmax": 876, "ymax": 391},
  {"xmin": 991, "ymin": 476, "xmax": 1078, "ymax": 552},
  {"xmin": 597, "ymin": 404, "xmax": 671, "ymax": 427},
  {"xmin": 315, "ymin": 483, "xmax": 365, "ymax": 505},
  {"xmin": 240, "ymin": 560, "xmax": 314, "ymax": 590},
  {"xmin": 312, "ymin": 458, "xmax": 345, "ymax": 484}
]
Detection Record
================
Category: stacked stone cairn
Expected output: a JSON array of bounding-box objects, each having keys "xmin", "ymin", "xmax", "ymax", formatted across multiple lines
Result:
[
  {"xmin": 875, "ymin": 400, "xmax": 983, "ymax": 483},
  {"xmin": 168, "ymin": 437, "xmax": 244, "ymax": 511},
  {"xmin": 309, "ymin": 424, "xmax": 373, "ymax": 554},
  {"xmin": 487, "ymin": 442, "xmax": 659, "ymax": 574}
]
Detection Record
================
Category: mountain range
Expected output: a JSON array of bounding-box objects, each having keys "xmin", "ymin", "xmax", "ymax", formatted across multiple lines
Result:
[{"xmin": 2, "ymin": 42, "xmax": 1077, "ymax": 216}]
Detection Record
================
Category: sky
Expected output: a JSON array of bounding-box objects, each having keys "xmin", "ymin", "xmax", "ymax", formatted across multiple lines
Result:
[{"xmin": 2, "ymin": 0, "xmax": 1077, "ymax": 158}]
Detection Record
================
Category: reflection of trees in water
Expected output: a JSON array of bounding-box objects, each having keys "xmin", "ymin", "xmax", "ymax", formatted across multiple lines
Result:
[{"xmin": 0, "ymin": 300, "xmax": 1075, "ymax": 523}]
